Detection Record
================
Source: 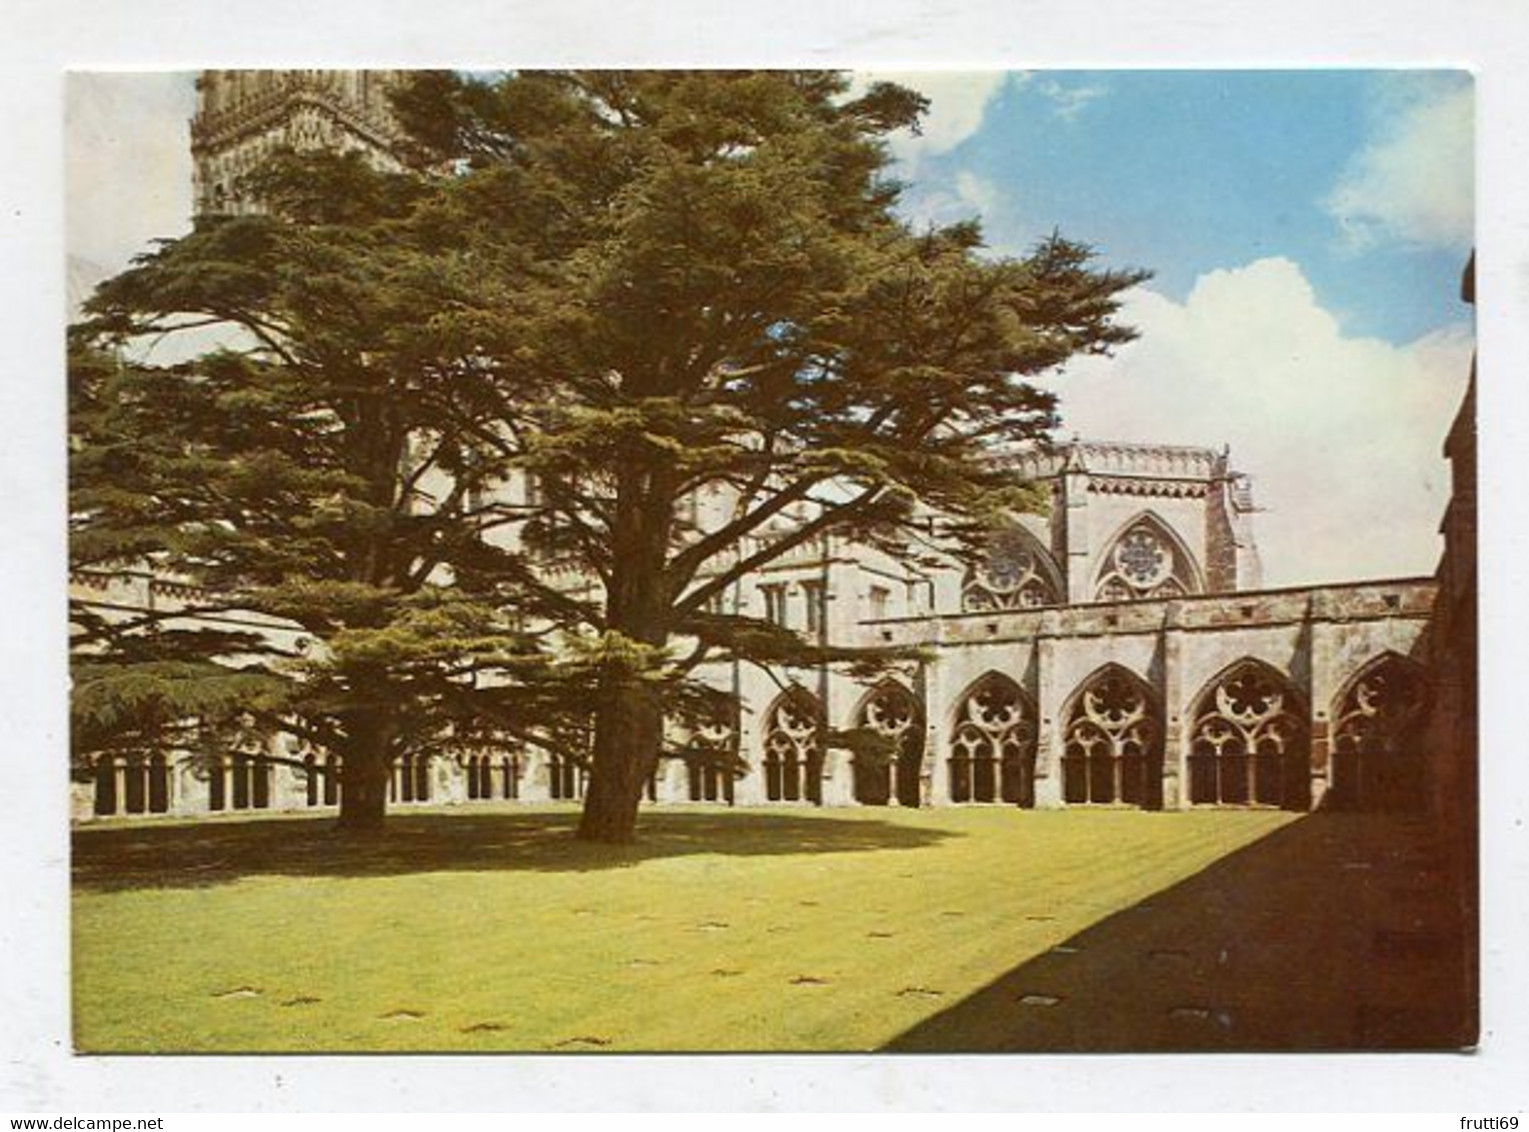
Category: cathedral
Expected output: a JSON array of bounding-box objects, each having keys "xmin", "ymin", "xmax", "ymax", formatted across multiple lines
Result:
[{"xmin": 69, "ymin": 71, "xmax": 1447, "ymax": 822}]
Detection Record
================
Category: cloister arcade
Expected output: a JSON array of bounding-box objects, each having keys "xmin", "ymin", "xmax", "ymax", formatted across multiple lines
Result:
[
  {"xmin": 79, "ymin": 581, "xmax": 1436, "ymax": 820},
  {"xmin": 73, "ymin": 65, "xmax": 1463, "ymax": 831}
]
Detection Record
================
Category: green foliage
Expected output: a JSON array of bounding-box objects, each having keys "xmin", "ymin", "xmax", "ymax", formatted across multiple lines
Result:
[
  {"xmin": 71, "ymin": 660, "xmax": 288, "ymax": 765},
  {"xmin": 68, "ymin": 148, "xmax": 564, "ymax": 800},
  {"xmin": 387, "ymin": 71, "xmax": 1147, "ymax": 749},
  {"xmin": 69, "ymin": 71, "xmax": 1149, "ymax": 828}
]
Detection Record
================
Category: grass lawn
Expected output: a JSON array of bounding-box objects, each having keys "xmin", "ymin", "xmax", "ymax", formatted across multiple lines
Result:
[{"xmin": 72, "ymin": 804, "xmax": 1294, "ymax": 1052}]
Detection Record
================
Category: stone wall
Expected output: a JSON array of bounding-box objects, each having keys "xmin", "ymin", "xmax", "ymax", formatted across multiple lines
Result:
[
  {"xmin": 74, "ymin": 571, "xmax": 1436, "ymax": 821},
  {"xmin": 841, "ymin": 578, "xmax": 1434, "ymax": 811}
]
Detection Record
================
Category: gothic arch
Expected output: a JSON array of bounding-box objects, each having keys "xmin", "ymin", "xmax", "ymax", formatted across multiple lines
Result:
[
  {"xmin": 91, "ymin": 753, "xmax": 171, "ymax": 817},
  {"xmin": 947, "ymin": 672, "xmax": 1038, "ymax": 805},
  {"xmin": 463, "ymin": 753, "xmax": 498, "ymax": 801},
  {"xmin": 547, "ymin": 750, "xmax": 584, "ymax": 801},
  {"xmin": 761, "ymin": 685, "xmax": 825, "ymax": 805},
  {"xmin": 1187, "ymin": 659, "xmax": 1310, "ymax": 809},
  {"xmin": 390, "ymin": 752, "xmax": 431, "ymax": 804},
  {"xmin": 1093, "ymin": 510, "xmax": 1205, "ymax": 602},
  {"xmin": 850, "ymin": 679, "xmax": 925, "ymax": 807},
  {"xmin": 1061, "ymin": 664, "xmax": 1163, "ymax": 807},
  {"xmin": 683, "ymin": 715, "xmax": 738, "ymax": 804},
  {"xmin": 1329, "ymin": 652, "xmax": 1429, "ymax": 812},
  {"xmin": 962, "ymin": 525, "xmax": 1065, "ymax": 612}
]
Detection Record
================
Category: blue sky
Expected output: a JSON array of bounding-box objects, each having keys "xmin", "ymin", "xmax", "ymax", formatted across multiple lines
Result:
[
  {"xmin": 893, "ymin": 70, "xmax": 1473, "ymax": 346},
  {"xmin": 867, "ymin": 69, "xmax": 1474, "ymax": 585},
  {"xmin": 67, "ymin": 69, "xmax": 1475, "ymax": 586}
]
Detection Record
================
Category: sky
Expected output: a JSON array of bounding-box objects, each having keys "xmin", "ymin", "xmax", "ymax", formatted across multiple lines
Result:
[{"xmin": 66, "ymin": 69, "xmax": 1475, "ymax": 587}]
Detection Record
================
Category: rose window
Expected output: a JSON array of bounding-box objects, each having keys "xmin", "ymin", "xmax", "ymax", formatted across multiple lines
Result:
[
  {"xmin": 1094, "ymin": 518, "xmax": 1197, "ymax": 601},
  {"xmin": 1117, "ymin": 529, "xmax": 1169, "ymax": 586},
  {"xmin": 962, "ymin": 528, "xmax": 1060, "ymax": 612}
]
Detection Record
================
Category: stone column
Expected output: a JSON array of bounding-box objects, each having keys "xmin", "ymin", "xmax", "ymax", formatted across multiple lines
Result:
[
  {"xmin": 656, "ymin": 757, "xmax": 683, "ymax": 804},
  {"xmin": 731, "ymin": 664, "xmax": 769, "ymax": 806},
  {"xmin": 1159, "ymin": 602, "xmax": 1186, "ymax": 810},
  {"xmin": 817, "ymin": 621, "xmax": 855, "ymax": 806},
  {"xmin": 1306, "ymin": 590, "xmax": 1337, "ymax": 810},
  {"xmin": 171, "ymin": 756, "xmax": 200, "ymax": 817},
  {"xmin": 436, "ymin": 756, "xmax": 466, "ymax": 806},
  {"xmin": 1062, "ymin": 465, "xmax": 1093, "ymax": 603},
  {"xmin": 1308, "ymin": 720, "xmax": 1331, "ymax": 810},
  {"xmin": 1033, "ymin": 612, "xmax": 1064, "ymax": 808},
  {"xmin": 733, "ymin": 755, "xmax": 766, "ymax": 804},
  {"xmin": 820, "ymin": 749, "xmax": 856, "ymax": 806},
  {"xmin": 271, "ymin": 735, "xmax": 304, "ymax": 811},
  {"xmin": 922, "ymin": 648, "xmax": 952, "ymax": 806},
  {"xmin": 733, "ymin": 711, "xmax": 767, "ymax": 805},
  {"xmin": 520, "ymin": 752, "xmax": 552, "ymax": 802}
]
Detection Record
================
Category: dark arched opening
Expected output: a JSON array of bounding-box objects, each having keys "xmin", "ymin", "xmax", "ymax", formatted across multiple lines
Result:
[
  {"xmin": 1330, "ymin": 655, "xmax": 1429, "ymax": 812},
  {"xmin": 854, "ymin": 681, "xmax": 924, "ymax": 807},
  {"xmin": 1187, "ymin": 660, "xmax": 1310, "ymax": 809},
  {"xmin": 949, "ymin": 673, "xmax": 1037, "ymax": 806},
  {"xmin": 1061, "ymin": 666, "xmax": 1163, "ymax": 808}
]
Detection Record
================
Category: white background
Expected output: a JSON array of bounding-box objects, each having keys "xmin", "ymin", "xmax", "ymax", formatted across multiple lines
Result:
[{"xmin": 2, "ymin": 0, "xmax": 1525, "ymax": 1113}]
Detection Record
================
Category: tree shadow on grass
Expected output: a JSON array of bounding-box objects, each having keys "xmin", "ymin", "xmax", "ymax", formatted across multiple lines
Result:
[
  {"xmin": 72, "ymin": 806, "xmax": 956, "ymax": 893},
  {"xmin": 882, "ymin": 812, "xmax": 1475, "ymax": 1052}
]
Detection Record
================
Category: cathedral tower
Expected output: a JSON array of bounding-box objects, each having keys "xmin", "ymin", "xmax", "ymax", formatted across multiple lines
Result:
[{"xmin": 190, "ymin": 70, "xmax": 409, "ymax": 215}]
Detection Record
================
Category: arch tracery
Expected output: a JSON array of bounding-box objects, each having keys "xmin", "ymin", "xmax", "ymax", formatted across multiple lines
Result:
[
  {"xmin": 853, "ymin": 680, "xmax": 925, "ymax": 807},
  {"xmin": 948, "ymin": 672, "xmax": 1037, "ymax": 805},
  {"xmin": 1330, "ymin": 654, "xmax": 1428, "ymax": 811},
  {"xmin": 963, "ymin": 527, "xmax": 1063, "ymax": 612},
  {"xmin": 1062, "ymin": 666, "xmax": 1162, "ymax": 807},
  {"xmin": 763, "ymin": 686, "xmax": 824, "ymax": 804},
  {"xmin": 1188, "ymin": 660, "xmax": 1309, "ymax": 807},
  {"xmin": 685, "ymin": 716, "xmax": 738, "ymax": 803}
]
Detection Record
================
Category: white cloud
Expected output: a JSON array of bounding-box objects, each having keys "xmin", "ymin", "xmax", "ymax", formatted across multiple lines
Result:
[
  {"xmin": 899, "ymin": 167, "xmax": 1007, "ymax": 232},
  {"xmin": 953, "ymin": 169, "xmax": 1000, "ymax": 215},
  {"xmin": 1016, "ymin": 73, "xmax": 1108, "ymax": 122},
  {"xmin": 1325, "ymin": 78, "xmax": 1473, "ymax": 251},
  {"xmin": 854, "ymin": 71, "xmax": 1107, "ymax": 171},
  {"xmin": 855, "ymin": 72, "xmax": 1007, "ymax": 166},
  {"xmin": 66, "ymin": 72, "xmax": 197, "ymax": 276},
  {"xmin": 1051, "ymin": 257, "xmax": 1473, "ymax": 587}
]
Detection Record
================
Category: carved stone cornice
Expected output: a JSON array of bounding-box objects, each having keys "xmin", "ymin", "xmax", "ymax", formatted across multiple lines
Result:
[
  {"xmin": 1085, "ymin": 476, "xmax": 1210, "ymax": 498},
  {"xmin": 193, "ymin": 87, "xmax": 403, "ymax": 157},
  {"xmin": 997, "ymin": 438, "xmax": 1225, "ymax": 484}
]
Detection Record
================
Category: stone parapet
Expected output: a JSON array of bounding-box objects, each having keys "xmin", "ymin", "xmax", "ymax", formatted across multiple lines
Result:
[{"xmin": 857, "ymin": 577, "xmax": 1437, "ymax": 649}]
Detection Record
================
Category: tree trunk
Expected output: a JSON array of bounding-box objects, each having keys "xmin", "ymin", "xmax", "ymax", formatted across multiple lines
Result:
[
  {"xmin": 334, "ymin": 714, "xmax": 394, "ymax": 834},
  {"xmin": 577, "ymin": 675, "xmax": 664, "ymax": 843},
  {"xmin": 576, "ymin": 459, "xmax": 676, "ymax": 844}
]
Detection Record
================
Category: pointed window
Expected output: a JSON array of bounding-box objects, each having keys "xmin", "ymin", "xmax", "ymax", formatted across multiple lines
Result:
[
  {"xmin": 854, "ymin": 681, "xmax": 925, "ymax": 807},
  {"xmin": 760, "ymin": 583, "xmax": 789, "ymax": 627},
  {"xmin": 1330, "ymin": 655, "xmax": 1428, "ymax": 812},
  {"xmin": 685, "ymin": 717, "xmax": 737, "ymax": 804},
  {"xmin": 1094, "ymin": 515, "xmax": 1200, "ymax": 601},
  {"xmin": 963, "ymin": 528, "xmax": 1061, "ymax": 611},
  {"xmin": 800, "ymin": 579, "xmax": 825, "ymax": 635}
]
